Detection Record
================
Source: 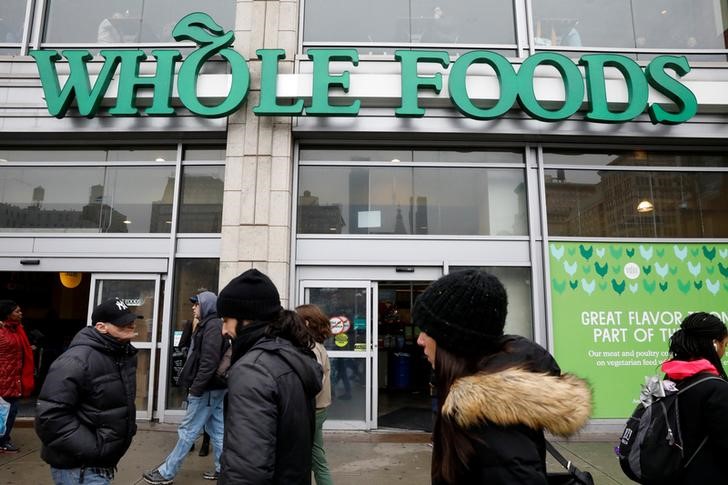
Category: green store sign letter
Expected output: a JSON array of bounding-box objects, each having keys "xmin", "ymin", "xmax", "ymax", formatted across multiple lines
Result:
[{"xmin": 30, "ymin": 13, "xmax": 698, "ymax": 124}]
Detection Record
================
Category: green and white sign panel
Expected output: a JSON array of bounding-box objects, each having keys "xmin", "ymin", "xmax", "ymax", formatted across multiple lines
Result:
[{"xmin": 549, "ymin": 242, "xmax": 728, "ymax": 418}]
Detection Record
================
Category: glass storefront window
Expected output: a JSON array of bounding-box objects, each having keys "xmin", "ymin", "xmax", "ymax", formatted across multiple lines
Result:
[
  {"xmin": 0, "ymin": 0, "xmax": 26, "ymax": 45},
  {"xmin": 0, "ymin": 148, "xmax": 176, "ymax": 162},
  {"xmin": 303, "ymin": 0, "xmax": 515, "ymax": 46},
  {"xmin": 177, "ymin": 166, "xmax": 225, "ymax": 233},
  {"xmin": 449, "ymin": 266, "xmax": 533, "ymax": 339},
  {"xmin": 300, "ymin": 149, "xmax": 414, "ymax": 163},
  {"xmin": 184, "ymin": 147, "xmax": 226, "ymax": 161},
  {"xmin": 166, "ymin": 258, "xmax": 220, "ymax": 410},
  {"xmin": 297, "ymin": 166, "xmax": 527, "ymax": 236},
  {"xmin": 0, "ymin": 166, "xmax": 175, "ymax": 233},
  {"xmin": 545, "ymin": 170, "xmax": 728, "ymax": 237},
  {"xmin": 543, "ymin": 151, "xmax": 728, "ymax": 168},
  {"xmin": 107, "ymin": 148, "xmax": 177, "ymax": 162},
  {"xmin": 43, "ymin": 0, "xmax": 234, "ymax": 43},
  {"xmin": 533, "ymin": 0, "xmax": 728, "ymax": 51}
]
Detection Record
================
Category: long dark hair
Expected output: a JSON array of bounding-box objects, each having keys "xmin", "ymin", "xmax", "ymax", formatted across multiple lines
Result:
[
  {"xmin": 295, "ymin": 304, "xmax": 333, "ymax": 343},
  {"xmin": 669, "ymin": 312, "xmax": 728, "ymax": 379},
  {"xmin": 266, "ymin": 309, "xmax": 315, "ymax": 351},
  {"xmin": 431, "ymin": 345, "xmax": 481, "ymax": 484}
]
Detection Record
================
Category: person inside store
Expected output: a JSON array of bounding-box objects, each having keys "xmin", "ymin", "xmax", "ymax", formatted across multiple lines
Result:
[
  {"xmin": 35, "ymin": 298, "xmax": 138, "ymax": 485},
  {"xmin": 421, "ymin": 6, "xmax": 457, "ymax": 44},
  {"xmin": 296, "ymin": 303, "xmax": 334, "ymax": 485},
  {"xmin": 144, "ymin": 290, "xmax": 226, "ymax": 484},
  {"xmin": 0, "ymin": 300, "xmax": 34, "ymax": 454},
  {"xmin": 656, "ymin": 312, "xmax": 728, "ymax": 483},
  {"xmin": 216, "ymin": 269, "xmax": 322, "ymax": 484},
  {"xmin": 412, "ymin": 269, "xmax": 592, "ymax": 484}
]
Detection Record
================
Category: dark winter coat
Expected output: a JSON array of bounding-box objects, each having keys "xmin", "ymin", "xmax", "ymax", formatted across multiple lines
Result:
[
  {"xmin": 663, "ymin": 366, "xmax": 728, "ymax": 484},
  {"xmin": 35, "ymin": 326, "xmax": 137, "ymax": 469},
  {"xmin": 434, "ymin": 336, "xmax": 592, "ymax": 485},
  {"xmin": 177, "ymin": 291, "xmax": 226, "ymax": 396},
  {"xmin": 220, "ymin": 336, "xmax": 323, "ymax": 484}
]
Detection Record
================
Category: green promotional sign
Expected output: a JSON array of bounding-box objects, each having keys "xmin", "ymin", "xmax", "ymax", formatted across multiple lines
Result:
[
  {"xmin": 550, "ymin": 242, "xmax": 728, "ymax": 418},
  {"xmin": 29, "ymin": 13, "xmax": 698, "ymax": 123}
]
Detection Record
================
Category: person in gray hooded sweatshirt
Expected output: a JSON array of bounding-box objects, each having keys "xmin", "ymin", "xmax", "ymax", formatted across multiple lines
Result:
[{"xmin": 144, "ymin": 291, "xmax": 227, "ymax": 484}]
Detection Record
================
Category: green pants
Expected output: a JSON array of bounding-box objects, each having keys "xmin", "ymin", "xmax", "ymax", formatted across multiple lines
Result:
[{"xmin": 313, "ymin": 408, "xmax": 333, "ymax": 485}]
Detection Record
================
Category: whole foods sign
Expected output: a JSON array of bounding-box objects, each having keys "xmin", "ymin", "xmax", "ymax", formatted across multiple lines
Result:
[{"xmin": 30, "ymin": 12, "xmax": 697, "ymax": 124}]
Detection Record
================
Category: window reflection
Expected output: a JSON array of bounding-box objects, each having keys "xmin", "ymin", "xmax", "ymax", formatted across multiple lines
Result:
[
  {"xmin": 533, "ymin": 0, "xmax": 728, "ymax": 52},
  {"xmin": 298, "ymin": 166, "xmax": 526, "ymax": 236},
  {"xmin": 0, "ymin": 166, "xmax": 175, "ymax": 233},
  {"xmin": 304, "ymin": 0, "xmax": 515, "ymax": 46},
  {"xmin": 545, "ymin": 170, "xmax": 728, "ymax": 237},
  {"xmin": 177, "ymin": 166, "xmax": 225, "ymax": 233},
  {"xmin": 543, "ymin": 151, "xmax": 728, "ymax": 167},
  {"xmin": 43, "ymin": 0, "xmax": 235, "ymax": 43},
  {"xmin": 0, "ymin": 0, "xmax": 26, "ymax": 44}
]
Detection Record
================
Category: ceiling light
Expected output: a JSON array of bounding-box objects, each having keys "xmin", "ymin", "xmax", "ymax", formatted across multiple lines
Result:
[
  {"xmin": 59, "ymin": 272, "xmax": 82, "ymax": 289},
  {"xmin": 391, "ymin": 158, "xmax": 400, "ymax": 163},
  {"xmin": 637, "ymin": 200, "xmax": 654, "ymax": 213},
  {"xmin": 123, "ymin": 219, "xmax": 132, "ymax": 224},
  {"xmin": 155, "ymin": 157, "xmax": 166, "ymax": 162}
]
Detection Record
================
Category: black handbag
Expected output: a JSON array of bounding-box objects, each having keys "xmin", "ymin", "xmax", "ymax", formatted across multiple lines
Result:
[{"xmin": 545, "ymin": 441, "xmax": 595, "ymax": 485}]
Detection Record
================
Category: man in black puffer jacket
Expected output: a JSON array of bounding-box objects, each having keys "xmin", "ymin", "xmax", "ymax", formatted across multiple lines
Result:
[{"xmin": 35, "ymin": 298, "xmax": 139, "ymax": 485}]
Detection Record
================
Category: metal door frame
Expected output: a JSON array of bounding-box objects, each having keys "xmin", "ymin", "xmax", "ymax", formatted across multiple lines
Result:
[
  {"xmin": 299, "ymin": 279, "xmax": 375, "ymax": 430},
  {"xmin": 87, "ymin": 273, "xmax": 162, "ymax": 420}
]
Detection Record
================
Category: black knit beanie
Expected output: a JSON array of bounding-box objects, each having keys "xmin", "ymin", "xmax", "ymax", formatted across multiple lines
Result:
[
  {"xmin": 412, "ymin": 270, "xmax": 508, "ymax": 356},
  {"xmin": 217, "ymin": 269, "xmax": 282, "ymax": 322}
]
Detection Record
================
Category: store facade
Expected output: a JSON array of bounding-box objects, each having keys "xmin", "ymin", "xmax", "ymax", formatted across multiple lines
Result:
[{"xmin": 2, "ymin": 0, "xmax": 728, "ymax": 432}]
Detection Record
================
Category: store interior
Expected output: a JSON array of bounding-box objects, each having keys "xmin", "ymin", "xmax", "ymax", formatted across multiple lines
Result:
[
  {"xmin": 0, "ymin": 271, "xmax": 90, "ymax": 416},
  {"xmin": 376, "ymin": 281, "xmax": 432, "ymax": 431}
]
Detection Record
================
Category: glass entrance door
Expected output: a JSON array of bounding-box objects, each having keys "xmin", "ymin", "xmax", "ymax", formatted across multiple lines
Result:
[
  {"xmin": 299, "ymin": 280, "xmax": 375, "ymax": 430},
  {"xmin": 88, "ymin": 274, "xmax": 161, "ymax": 420}
]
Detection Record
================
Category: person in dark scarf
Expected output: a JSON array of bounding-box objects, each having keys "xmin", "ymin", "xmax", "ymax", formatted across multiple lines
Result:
[{"xmin": 217, "ymin": 269, "xmax": 322, "ymax": 484}]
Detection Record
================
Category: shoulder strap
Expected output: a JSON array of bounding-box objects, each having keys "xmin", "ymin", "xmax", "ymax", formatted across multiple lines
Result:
[
  {"xmin": 546, "ymin": 440, "xmax": 582, "ymax": 474},
  {"xmin": 546, "ymin": 441, "xmax": 594, "ymax": 484},
  {"xmin": 675, "ymin": 374, "xmax": 725, "ymax": 468},
  {"xmin": 545, "ymin": 440, "xmax": 571, "ymax": 471},
  {"xmin": 677, "ymin": 375, "xmax": 724, "ymax": 395}
]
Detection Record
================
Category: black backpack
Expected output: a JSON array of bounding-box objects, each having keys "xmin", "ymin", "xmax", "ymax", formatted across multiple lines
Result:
[{"xmin": 616, "ymin": 374, "xmax": 722, "ymax": 484}]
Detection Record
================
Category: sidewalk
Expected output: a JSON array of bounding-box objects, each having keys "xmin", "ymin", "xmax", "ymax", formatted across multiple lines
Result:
[{"xmin": 1, "ymin": 423, "xmax": 631, "ymax": 484}]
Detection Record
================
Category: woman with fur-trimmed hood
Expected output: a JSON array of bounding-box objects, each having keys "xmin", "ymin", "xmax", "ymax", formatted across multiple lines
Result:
[{"xmin": 413, "ymin": 270, "xmax": 592, "ymax": 484}]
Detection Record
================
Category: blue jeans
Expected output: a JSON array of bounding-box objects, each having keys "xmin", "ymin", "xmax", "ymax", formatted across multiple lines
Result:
[
  {"xmin": 0, "ymin": 396, "xmax": 19, "ymax": 444},
  {"xmin": 50, "ymin": 467, "xmax": 112, "ymax": 485},
  {"xmin": 158, "ymin": 389, "xmax": 225, "ymax": 479}
]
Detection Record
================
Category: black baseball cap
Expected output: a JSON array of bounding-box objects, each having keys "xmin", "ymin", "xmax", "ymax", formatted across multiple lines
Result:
[
  {"xmin": 91, "ymin": 298, "xmax": 139, "ymax": 326},
  {"xmin": 189, "ymin": 295, "xmax": 199, "ymax": 304}
]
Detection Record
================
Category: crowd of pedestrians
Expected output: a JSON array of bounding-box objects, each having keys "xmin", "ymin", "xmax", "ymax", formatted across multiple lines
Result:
[{"xmin": 1, "ymin": 267, "xmax": 726, "ymax": 484}]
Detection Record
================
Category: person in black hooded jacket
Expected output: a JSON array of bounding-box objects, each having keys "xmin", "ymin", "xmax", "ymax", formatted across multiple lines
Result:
[
  {"xmin": 35, "ymin": 298, "xmax": 139, "ymax": 485},
  {"xmin": 413, "ymin": 270, "xmax": 592, "ymax": 485},
  {"xmin": 216, "ymin": 269, "xmax": 322, "ymax": 485}
]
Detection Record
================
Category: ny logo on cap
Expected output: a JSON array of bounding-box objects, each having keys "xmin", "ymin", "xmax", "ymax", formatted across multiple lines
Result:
[{"xmin": 115, "ymin": 299, "xmax": 129, "ymax": 311}]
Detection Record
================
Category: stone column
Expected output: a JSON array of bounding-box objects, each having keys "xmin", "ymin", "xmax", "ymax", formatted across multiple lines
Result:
[{"xmin": 220, "ymin": 0, "xmax": 298, "ymax": 307}]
